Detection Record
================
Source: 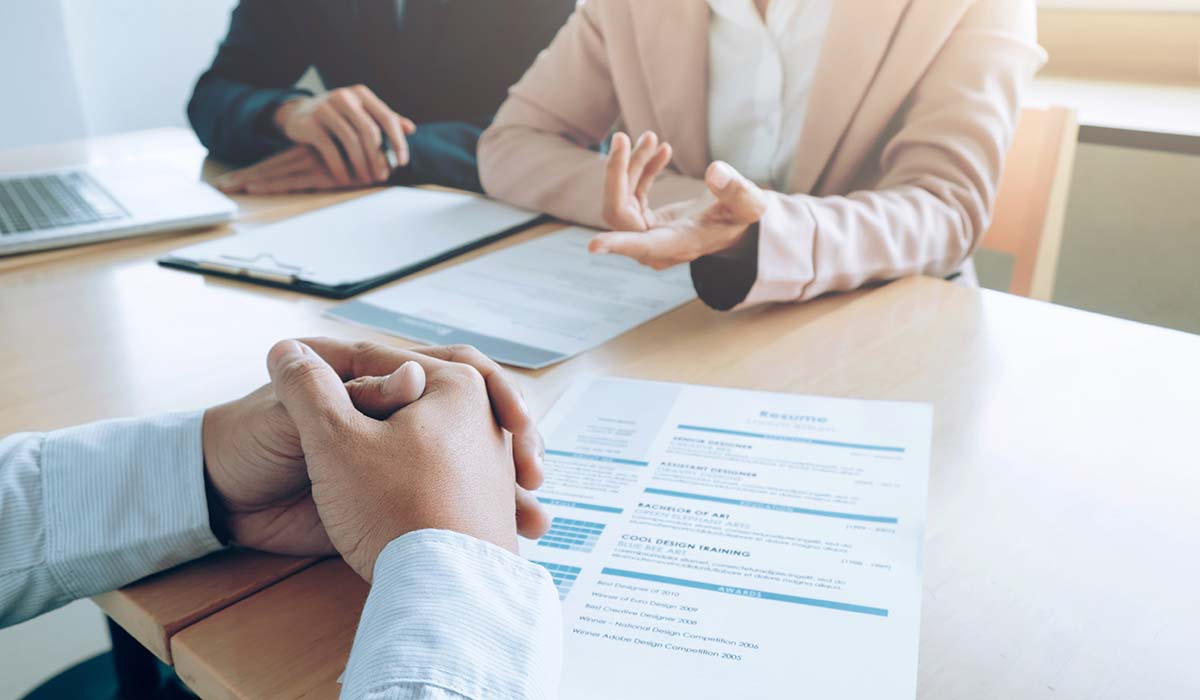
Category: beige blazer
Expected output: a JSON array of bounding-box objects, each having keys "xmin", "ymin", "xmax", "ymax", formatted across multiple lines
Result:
[{"xmin": 479, "ymin": 0, "xmax": 1046, "ymax": 309}]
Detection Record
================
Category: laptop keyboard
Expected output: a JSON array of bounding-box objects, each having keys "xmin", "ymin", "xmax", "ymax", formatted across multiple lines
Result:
[{"xmin": 0, "ymin": 172, "xmax": 127, "ymax": 235}]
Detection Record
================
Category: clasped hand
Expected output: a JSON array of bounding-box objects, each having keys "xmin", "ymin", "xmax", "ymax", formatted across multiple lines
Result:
[
  {"xmin": 203, "ymin": 338, "xmax": 548, "ymax": 581},
  {"xmin": 215, "ymin": 85, "xmax": 415, "ymax": 195},
  {"xmin": 590, "ymin": 131, "xmax": 770, "ymax": 269}
]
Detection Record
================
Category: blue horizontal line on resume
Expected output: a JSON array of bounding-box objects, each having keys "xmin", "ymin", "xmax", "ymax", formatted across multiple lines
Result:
[
  {"xmin": 676, "ymin": 424, "xmax": 905, "ymax": 453},
  {"xmin": 537, "ymin": 497, "xmax": 624, "ymax": 514},
  {"xmin": 546, "ymin": 449, "xmax": 650, "ymax": 467},
  {"xmin": 600, "ymin": 568, "xmax": 888, "ymax": 617}
]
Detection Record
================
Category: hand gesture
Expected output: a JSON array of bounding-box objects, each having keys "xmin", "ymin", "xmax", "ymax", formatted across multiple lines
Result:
[{"xmin": 591, "ymin": 154, "xmax": 768, "ymax": 270}]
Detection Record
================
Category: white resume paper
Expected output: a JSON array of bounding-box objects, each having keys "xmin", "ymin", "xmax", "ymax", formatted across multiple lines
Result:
[
  {"xmin": 328, "ymin": 228, "xmax": 698, "ymax": 369},
  {"xmin": 522, "ymin": 377, "xmax": 933, "ymax": 699}
]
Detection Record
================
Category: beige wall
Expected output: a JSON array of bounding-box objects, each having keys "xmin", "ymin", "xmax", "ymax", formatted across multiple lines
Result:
[{"xmin": 1038, "ymin": 9, "xmax": 1200, "ymax": 83}]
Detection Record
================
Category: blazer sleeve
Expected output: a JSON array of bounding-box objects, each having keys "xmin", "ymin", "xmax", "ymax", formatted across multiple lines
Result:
[
  {"xmin": 478, "ymin": 1, "xmax": 708, "ymax": 229},
  {"xmin": 187, "ymin": 0, "xmax": 315, "ymax": 166},
  {"xmin": 692, "ymin": 0, "xmax": 1047, "ymax": 310},
  {"xmin": 391, "ymin": 121, "xmax": 486, "ymax": 193}
]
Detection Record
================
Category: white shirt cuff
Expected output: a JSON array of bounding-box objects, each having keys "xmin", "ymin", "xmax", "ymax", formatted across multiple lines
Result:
[
  {"xmin": 342, "ymin": 530, "xmax": 563, "ymax": 700},
  {"xmin": 41, "ymin": 411, "xmax": 223, "ymax": 599}
]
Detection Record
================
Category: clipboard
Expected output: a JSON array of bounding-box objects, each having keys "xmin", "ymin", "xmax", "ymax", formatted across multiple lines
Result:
[{"xmin": 158, "ymin": 187, "xmax": 543, "ymax": 299}]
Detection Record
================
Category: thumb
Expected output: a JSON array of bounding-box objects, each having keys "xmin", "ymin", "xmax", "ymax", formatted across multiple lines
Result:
[
  {"xmin": 345, "ymin": 361, "xmax": 427, "ymax": 419},
  {"xmin": 705, "ymin": 161, "xmax": 767, "ymax": 224},
  {"xmin": 267, "ymin": 340, "xmax": 357, "ymax": 441}
]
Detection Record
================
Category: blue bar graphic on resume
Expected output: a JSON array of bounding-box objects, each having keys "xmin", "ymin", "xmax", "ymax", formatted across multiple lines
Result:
[
  {"xmin": 677, "ymin": 424, "xmax": 905, "ymax": 453},
  {"xmin": 537, "ymin": 497, "xmax": 624, "ymax": 514},
  {"xmin": 534, "ymin": 562, "xmax": 582, "ymax": 601},
  {"xmin": 539, "ymin": 518, "xmax": 606, "ymax": 553},
  {"xmin": 601, "ymin": 568, "xmax": 888, "ymax": 617},
  {"xmin": 546, "ymin": 449, "xmax": 650, "ymax": 467},
  {"xmin": 643, "ymin": 487, "xmax": 899, "ymax": 524}
]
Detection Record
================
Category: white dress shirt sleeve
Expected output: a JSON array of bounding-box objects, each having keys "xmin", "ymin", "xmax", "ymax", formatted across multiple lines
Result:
[
  {"xmin": 0, "ymin": 412, "xmax": 222, "ymax": 628},
  {"xmin": 1, "ymin": 414, "xmax": 564, "ymax": 700},
  {"xmin": 342, "ymin": 530, "xmax": 563, "ymax": 700}
]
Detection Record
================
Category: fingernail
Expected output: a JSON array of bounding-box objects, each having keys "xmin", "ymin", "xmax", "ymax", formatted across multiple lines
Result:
[
  {"xmin": 383, "ymin": 361, "xmax": 425, "ymax": 399},
  {"xmin": 382, "ymin": 361, "xmax": 413, "ymax": 396},
  {"xmin": 710, "ymin": 162, "xmax": 733, "ymax": 189}
]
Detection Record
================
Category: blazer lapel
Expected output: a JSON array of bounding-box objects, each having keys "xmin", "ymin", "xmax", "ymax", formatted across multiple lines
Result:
[
  {"xmin": 789, "ymin": 0, "xmax": 914, "ymax": 193},
  {"xmin": 630, "ymin": 0, "xmax": 711, "ymax": 177}
]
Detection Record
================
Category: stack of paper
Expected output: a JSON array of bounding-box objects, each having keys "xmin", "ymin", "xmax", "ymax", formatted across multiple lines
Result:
[{"xmin": 329, "ymin": 228, "xmax": 698, "ymax": 368}]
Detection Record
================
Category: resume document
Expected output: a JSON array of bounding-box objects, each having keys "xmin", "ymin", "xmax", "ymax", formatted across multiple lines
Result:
[{"xmin": 521, "ymin": 377, "xmax": 933, "ymax": 699}]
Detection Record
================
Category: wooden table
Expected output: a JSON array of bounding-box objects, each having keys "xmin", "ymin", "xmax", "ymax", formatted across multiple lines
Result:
[{"xmin": 3, "ymin": 129, "xmax": 1199, "ymax": 698}]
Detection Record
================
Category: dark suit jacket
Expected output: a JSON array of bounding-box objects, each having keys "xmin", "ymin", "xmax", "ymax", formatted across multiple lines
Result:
[{"xmin": 187, "ymin": 0, "xmax": 574, "ymax": 191}]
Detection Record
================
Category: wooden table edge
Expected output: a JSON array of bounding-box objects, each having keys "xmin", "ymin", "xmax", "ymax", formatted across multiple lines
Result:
[{"xmin": 93, "ymin": 555, "xmax": 323, "ymax": 664}]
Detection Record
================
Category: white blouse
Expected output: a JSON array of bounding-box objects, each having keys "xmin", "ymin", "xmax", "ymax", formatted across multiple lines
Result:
[{"xmin": 706, "ymin": 0, "xmax": 833, "ymax": 190}]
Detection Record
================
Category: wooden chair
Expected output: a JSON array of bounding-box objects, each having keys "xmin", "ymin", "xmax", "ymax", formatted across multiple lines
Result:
[{"xmin": 981, "ymin": 106, "xmax": 1079, "ymax": 301}]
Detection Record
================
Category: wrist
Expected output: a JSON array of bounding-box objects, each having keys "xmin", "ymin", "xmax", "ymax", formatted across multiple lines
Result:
[
  {"xmin": 200, "ymin": 407, "xmax": 235, "ymax": 545},
  {"xmin": 715, "ymin": 221, "xmax": 760, "ymax": 259},
  {"xmin": 203, "ymin": 462, "xmax": 234, "ymax": 546},
  {"xmin": 351, "ymin": 511, "xmax": 517, "ymax": 582},
  {"xmin": 273, "ymin": 98, "xmax": 305, "ymax": 136}
]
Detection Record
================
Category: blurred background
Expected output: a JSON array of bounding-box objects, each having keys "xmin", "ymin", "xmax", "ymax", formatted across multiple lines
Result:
[
  {"xmin": 0, "ymin": 0, "xmax": 1197, "ymax": 696},
  {"xmin": 0, "ymin": 2, "xmax": 239, "ymax": 150}
]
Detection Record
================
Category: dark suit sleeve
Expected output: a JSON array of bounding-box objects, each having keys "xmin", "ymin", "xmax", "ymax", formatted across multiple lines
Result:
[
  {"xmin": 389, "ymin": 0, "xmax": 576, "ymax": 193},
  {"xmin": 187, "ymin": 0, "xmax": 314, "ymax": 166},
  {"xmin": 389, "ymin": 121, "xmax": 487, "ymax": 193}
]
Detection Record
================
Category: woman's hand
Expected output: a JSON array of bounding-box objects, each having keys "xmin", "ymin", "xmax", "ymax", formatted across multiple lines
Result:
[
  {"xmin": 600, "ymin": 131, "xmax": 674, "ymax": 232},
  {"xmin": 591, "ymin": 145, "xmax": 769, "ymax": 270}
]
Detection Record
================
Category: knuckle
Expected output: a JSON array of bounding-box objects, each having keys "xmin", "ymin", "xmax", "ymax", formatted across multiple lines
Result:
[
  {"xmin": 447, "ymin": 343, "xmax": 479, "ymax": 361},
  {"xmin": 350, "ymin": 340, "xmax": 377, "ymax": 356},
  {"xmin": 444, "ymin": 362, "xmax": 487, "ymax": 394},
  {"xmin": 342, "ymin": 377, "xmax": 372, "ymax": 402},
  {"xmin": 349, "ymin": 340, "xmax": 383, "ymax": 373},
  {"xmin": 279, "ymin": 356, "xmax": 326, "ymax": 390},
  {"xmin": 456, "ymin": 345, "xmax": 499, "ymax": 374}
]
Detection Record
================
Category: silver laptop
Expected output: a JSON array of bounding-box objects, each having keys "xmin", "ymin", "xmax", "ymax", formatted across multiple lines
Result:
[{"xmin": 0, "ymin": 163, "xmax": 236, "ymax": 256}]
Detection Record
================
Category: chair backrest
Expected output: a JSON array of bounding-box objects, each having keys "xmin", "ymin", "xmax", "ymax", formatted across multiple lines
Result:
[{"xmin": 982, "ymin": 106, "xmax": 1079, "ymax": 301}]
